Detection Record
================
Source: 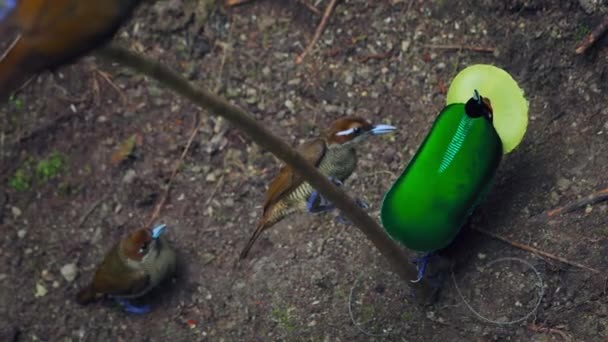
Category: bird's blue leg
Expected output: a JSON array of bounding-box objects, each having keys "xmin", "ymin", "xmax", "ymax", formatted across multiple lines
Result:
[
  {"xmin": 411, "ymin": 252, "xmax": 434, "ymax": 284},
  {"xmin": 306, "ymin": 177, "xmax": 343, "ymax": 213},
  {"xmin": 114, "ymin": 297, "xmax": 151, "ymax": 315}
]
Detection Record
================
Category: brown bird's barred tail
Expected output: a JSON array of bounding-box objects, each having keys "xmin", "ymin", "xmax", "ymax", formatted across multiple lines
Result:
[
  {"xmin": 0, "ymin": 36, "xmax": 29, "ymax": 102},
  {"xmin": 76, "ymin": 285, "xmax": 98, "ymax": 305},
  {"xmin": 239, "ymin": 221, "xmax": 267, "ymax": 259}
]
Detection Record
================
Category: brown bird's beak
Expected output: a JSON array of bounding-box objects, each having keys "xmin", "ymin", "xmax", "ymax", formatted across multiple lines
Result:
[{"xmin": 370, "ymin": 124, "xmax": 397, "ymax": 135}]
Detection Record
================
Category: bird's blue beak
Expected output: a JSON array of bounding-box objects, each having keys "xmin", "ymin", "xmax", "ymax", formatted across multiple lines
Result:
[
  {"xmin": 370, "ymin": 124, "xmax": 397, "ymax": 135},
  {"xmin": 151, "ymin": 224, "xmax": 167, "ymax": 239}
]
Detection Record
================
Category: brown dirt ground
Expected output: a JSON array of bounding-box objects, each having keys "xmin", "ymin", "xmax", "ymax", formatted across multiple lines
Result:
[{"xmin": 1, "ymin": 0, "xmax": 607, "ymax": 341}]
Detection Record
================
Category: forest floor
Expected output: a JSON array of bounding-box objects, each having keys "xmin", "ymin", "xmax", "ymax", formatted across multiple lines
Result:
[{"xmin": 1, "ymin": 0, "xmax": 607, "ymax": 341}]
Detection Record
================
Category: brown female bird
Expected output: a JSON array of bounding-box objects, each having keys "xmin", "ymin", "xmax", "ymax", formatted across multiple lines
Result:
[
  {"xmin": 239, "ymin": 116, "xmax": 396, "ymax": 258},
  {"xmin": 76, "ymin": 224, "xmax": 176, "ymax": 314},
  {"xmin": 0, "ymin": 0, "xmax": 141, "ymax": 100}
]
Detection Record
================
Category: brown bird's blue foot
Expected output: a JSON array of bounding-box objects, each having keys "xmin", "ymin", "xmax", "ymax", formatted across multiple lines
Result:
[
  {"xmin": 306, "ymin": 190, "xmax": 335, "ymax": 213},
  {"xmin": 114, "ymin": 298, "xmax": 151, "ymax": 314},
  {"xmin": 306, "ymin": 177, "xmax": 343, "ymax": 213}
]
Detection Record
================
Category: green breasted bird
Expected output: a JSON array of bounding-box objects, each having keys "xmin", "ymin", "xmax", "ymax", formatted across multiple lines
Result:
[{"xmin": 381, "ymin": 90, "xmax": 502, "ymax": 280}]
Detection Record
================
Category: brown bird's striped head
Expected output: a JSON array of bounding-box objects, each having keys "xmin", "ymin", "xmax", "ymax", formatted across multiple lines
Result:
[
  {"xmin": 120, "ymin": 224, "xmax": 166, "ymax": 262},
  {"xmin": 325, "ymin": 117, "xmax": 396, "ymax": 145}
]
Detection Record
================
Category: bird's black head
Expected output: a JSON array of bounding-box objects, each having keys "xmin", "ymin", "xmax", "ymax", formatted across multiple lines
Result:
[{"xmin": 465, "ymin": 90, "xmax": 493, "ymax": 121}]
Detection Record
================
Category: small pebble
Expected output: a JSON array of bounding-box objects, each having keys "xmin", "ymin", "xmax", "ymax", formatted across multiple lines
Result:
[
  {"xmin": 60, "ymin": 263, "xmax": 78, "ymax": 283},
  {"xmin": 11, "ymin": 206, "xmax": 21, "ymax": 218},
  {"xmin": 122, "ymin": 169, "xmax": 137, "ymax": 184},
  {"xmin": 17, "ymin": 229, "xmax": 27, "ymax": 239}
]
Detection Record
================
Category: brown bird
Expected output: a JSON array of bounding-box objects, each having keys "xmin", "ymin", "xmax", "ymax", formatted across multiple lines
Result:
[
  {"xmin": 239, "ymin": 116, "xmax": 396, "ymax": 258},
  {"xmin": 77, "ymin": 224, "xmax": 176, "ymax": 314},
  {"xmin": 0, "ymin": 0, "xmax": 141, "ymax": 100}
]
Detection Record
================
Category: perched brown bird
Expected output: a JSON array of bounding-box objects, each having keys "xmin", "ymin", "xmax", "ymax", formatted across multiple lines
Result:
[
  {"xmin": 77, "ymin": 224, "xmax": 176, "ymax": 314},
  {"xmin": 239, "ymin": 117, "xmax": 396, "ymax": 258},
  {"xmin": 0, "ymin": 0, "xmax": 141, "ymax": 100}
]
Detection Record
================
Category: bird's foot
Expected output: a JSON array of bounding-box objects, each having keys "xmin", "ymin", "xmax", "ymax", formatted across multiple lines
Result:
[
  {"xmin": 329, "ymin": 177, "xmax": 344, "ymax": 187},
  {"xmin": 411, "ymin": 252, "xmax": 434, "ymax": 283},
  {"xmin": 355, "ymin": 198, "xmax": 370, "ymax": 210},
  {"xmin": 114, "ymin": 297, "xmax": 151, "ymax": 315},
  {"xmin": 306, "ymin": 190, "xmax": 336, "ymax": 213}
]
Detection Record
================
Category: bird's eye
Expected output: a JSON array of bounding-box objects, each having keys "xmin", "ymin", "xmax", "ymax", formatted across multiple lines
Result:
[
  {"xmin": 138, "ymin": 243, "xmax": 149, "ymax": 254},
  {"xmin": 353, "ymin": 127, "xmax": 362, "ymax": 134}
]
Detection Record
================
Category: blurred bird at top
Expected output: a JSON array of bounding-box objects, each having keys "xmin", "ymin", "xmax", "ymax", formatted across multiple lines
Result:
[
  {"xmin": 0, "ymin": 0, "xmax": 141, "ymax": 100},
  {"xmin": 239, "ymin": 117, "xmax": 397, "ymax": 259}
]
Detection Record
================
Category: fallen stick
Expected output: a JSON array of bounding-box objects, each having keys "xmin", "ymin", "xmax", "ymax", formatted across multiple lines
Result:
[
  {"xmin": 422, "ymin": 44, "xmax": 495, "ymax": 53},
  {"xmin": 297, "ymin": 0, "xmax": 322, "ymax": 15},
  {"xmin": 575, "ymin": 15, "xmax": 608, "ymax": 54},
  {"xmin": 472, "ymin": 226, "xmax": 605, "ymax": 276},
  {"xmin": 145, "ymin": 116, "xmax": 202, "ymax": 228},
  {"xmin": 225, "ymin": 0, "xmax": 253, "ymax": 7},
  {"xmin": 532, "ymin": 187, "xmax": 608, "ymax": 221},
  {"xmin": 296, "ymin": 0, "xmax": 340, "ymax": 64}
]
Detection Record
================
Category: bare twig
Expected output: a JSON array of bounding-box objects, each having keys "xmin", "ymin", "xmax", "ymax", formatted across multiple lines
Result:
[
  {"xmin": 97, "ymin": 44, "xmax": 435, "ymax": 300},
  {"xmin": 575, "ymin": 15, "xmax": 608, "ymax": 54},
  {"xmin": 297, "ymin": 0, "xmax": 322, "ymax": 15},
  {"xmin": 532, "ymin": 187, "xmax": 608, "ymax": 221},
  {"xmin": 528, "ymin": 323, "xmax": 572, "ymax": 342},
  {"xmin": 77, "ymin": 195, "xmax": 109, "ymax": 229},
  {"xmin": 296, "ymin": 0, "xmax": 340, "ymax": 64},
  {"xmin": 96, "ymin": 70, "xmax": 127, "ymax": 105},
  {"xmin": 422, "ymin": 44, "xmax": 495, "ymax": 53},
  {"xmin": 145, "ymin": 115, "xmax": 202, "ymax": 228},
  {"xmin": 357, "ymin": 48, "xmax": 394, "ymax": 63},
  {"xmin": 204, "ymin": 174, "xmax": 225, "ymax": 207},
  {"xmin": 225, "ymin": 0, "xmax": 252, "ymax": 6},
  {"xmin": 473, "ymin": 226, "xmax": 605, "ymax": 276}
]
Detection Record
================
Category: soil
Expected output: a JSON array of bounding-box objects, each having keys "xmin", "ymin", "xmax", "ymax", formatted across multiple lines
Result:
[{"xmin": 1, "ymin": 0, "xmax": 607, "ymax": 341}]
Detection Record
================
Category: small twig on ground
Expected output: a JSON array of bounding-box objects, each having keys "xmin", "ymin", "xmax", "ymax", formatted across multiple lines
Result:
[
  {"xmin": 296, "ymin": 0, "xmax": 340, "ymax": 64},
  {"xmin": 528, "ymin": 323, "xmax": 572, "ymax": 342},
  {"xmin": 422, "ymin": 44, "xmax": 496, "ymax": 53},
  {"xmin": 225, "ymin": 0, "xmax": 253, "ymax": 6},
  {"xmin": 575, "ymin": 15, "xmax": 608, "ymax": 54},
  {"xmin": 77, "ymin": 195, "xmax": 110, "ymax": 229},
  {"xmin": 13, "ymin": 76, "xmax": 34, "ymax": 96},
  {"xmin": 96, "ymin": 70, "xmax": 127, "ymax": 105},
  {"xmin": 532, "ymin": 187, "xmax": 608, "ymax": 221},
  {"xmin": 297, "ymin": 0, "xmax": 322, "ymax": 15},
  {"xmin": 204, "ymin": 174, "xmax": 225, "ymax": 207},
  {"xmin": 357, "ymin": 47, "xmax": 394, "ymax": 63},
  {"xmin": 472, "ymin": 226, "xmax": 605, "ymax": 276},
  {"xmin": 145, "ymin": 115, "xmax": 202, "ymax": 228}
]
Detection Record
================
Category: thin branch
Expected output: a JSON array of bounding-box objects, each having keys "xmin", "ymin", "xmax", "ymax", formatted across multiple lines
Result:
[
  {"xmin": 97, "ymin": 44, "xmax": 435, "ymax": 300},
  {"xmin": 225, "ymin": 0, "xmax": 253, "ymax": 6},
  {"xmin": 145, "ymin": 115, "xmax": 202, "ymax": 228},
  {"xmin": 528, "ymin": 323, "xmax": 572, "ymax": 342},
  {"xmin": 575, "ymin": 15, "xmax": 608, "ymax": 54},
  {"xmin": 295, "ymin": 0, "xmax": 340, "ymax": 64},
  {"xmin": 422, "ymin": 44, "xmax": 496, "ymax": 53},
  {"xmin": 472, "ymin": 226, "xmax": 605, "ymax": 276},
  {"xmin": 531, "ymin": 187, "xmax": 608, "ymax": 221},
  {"xmin": 297, "ymin": 0, "xmax": 322, "ymax": 16},
  {"xmin": 77, "ymin": 195, "xmax": 109, "ymax": 229}
]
